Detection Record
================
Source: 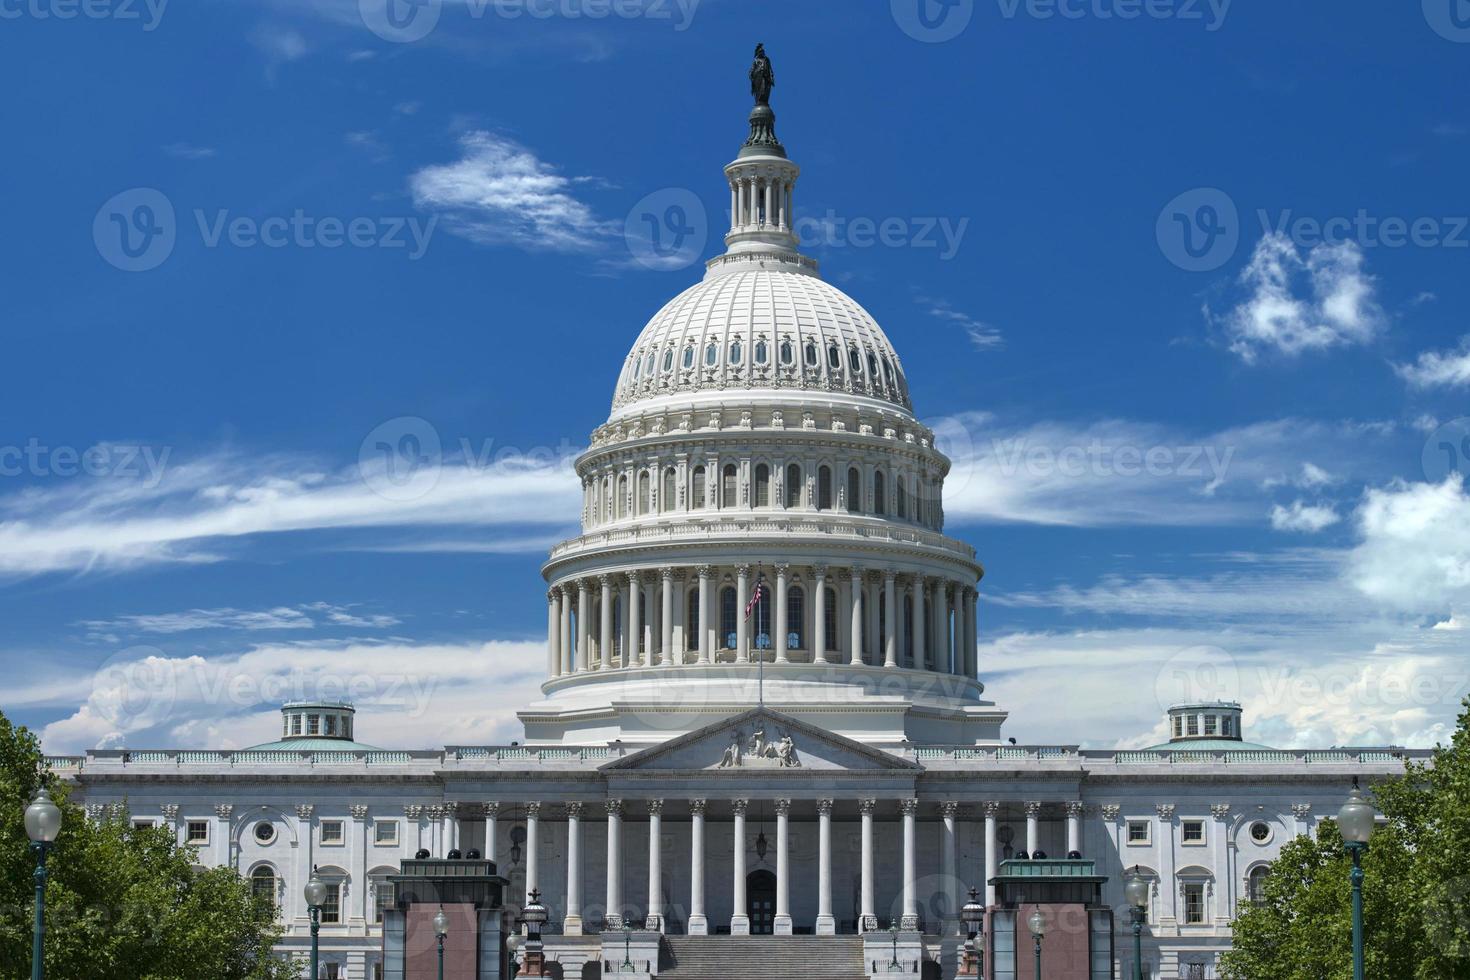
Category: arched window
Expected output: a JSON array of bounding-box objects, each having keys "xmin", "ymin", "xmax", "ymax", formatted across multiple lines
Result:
[
  {"xmin": 817, "ymin": 466, "xmax": 832, "ymax": 510},
  {"xmin": 755, "ymin": 340, "xmax": 769, "ymax": 364},
  {"xmin": 662, "ymin": 349, "xmax": 673, "ymax": 372},
  {"xmin": 788, "ymin": 586, "xmax": 805, "ymax": 649},
  {"xmin": 896, "ymin": 476, "xmax": 907, "ymax": 519},
  {"xmin": 729, "ymin": 339, "xmax": 743, "ymax": 364},
  {"xmin": 1247, "ymin": 867, "xmax": 1269, "ymax": 904},
  {"xmin": 616, "ymin": 474, "xmax": 628, "ymax": 519},
  {"xmin": 631, "ymin": 357, "xmax": 641, "ymax": 380},
  {"xmin": 804, "ymin": 341, "xmax": 818, "ymax": 366},
  {"xmin": 846, "ymin": 467, "xmax": 861, "ymax": 513},
  {"xmin": 644, "ymin": 352, "xmax": 655, "ymax": 376},
  {"xmin": 824, "ymin": 587, "xmax": 839, "ymax": 651},
  {"xmin": 637, "ymin": 471, "xmax": 650, "ymax": 515},
  {"xmin": 251, "ymin": 866, "xmax": 277, "ymax": 909},
  {"xmin": 755, "ymin": 464, "xmax": 770, "ymax": 507},
  {"xmin": 848, "ymin": 347, "xmax": 862, "ymax": 373},
  {"xmin": 720, "ymin": 587, "xmax": 737, "ymax": 649},
  {"xmin": 785, "ymin": 463, "xmax": 802, "ymax": 508},
  {"xmin": 662, "ymin": 467, "xmax": 676, "ymax": 513},
  {"xmin": 722, "ymin": 464, "xmax": 738, "ymax": 507},
  {"xmin": 692, "ymin": 466, "xmax": 706, "ymax": 509},
  {"xmin": 779, "ymin": 339, "xmax": 793, "ymax": 365},
  {"xmin": 828, "ymin": 343, "xmax": 841, "ymax": 369},
  {"xmin": 873, "ymin": 471, "xmax": 886, "ymax": 515},
  {"xmin": 867, "ymin": 352, "xmax": 879, "ymax": 379},
  {"xmin": 687, "ymin": 589, "xmax": 700, "ymax": 651},
  {"xmin": 705, "ymin": 342, "xmax": 718, "ymax": 366}
]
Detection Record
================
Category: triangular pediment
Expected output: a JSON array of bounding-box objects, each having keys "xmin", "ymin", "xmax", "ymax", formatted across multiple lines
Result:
[{"xmin": 601, "ymin": 708, "xmax": 921, "ymax": 773}]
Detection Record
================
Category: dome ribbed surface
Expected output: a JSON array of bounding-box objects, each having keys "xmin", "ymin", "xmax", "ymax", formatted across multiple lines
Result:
[{"xmin": 611, "ymin": 269, "xmax": 911, "ymax": 415}]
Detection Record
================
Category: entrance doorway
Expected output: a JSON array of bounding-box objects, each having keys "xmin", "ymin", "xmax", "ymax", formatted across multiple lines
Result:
[{"xmin": 747, "ymin": 869, "xmax": 776, "ymax": 935}]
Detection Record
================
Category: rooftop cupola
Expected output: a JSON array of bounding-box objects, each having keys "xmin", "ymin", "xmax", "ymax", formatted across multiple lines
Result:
[{"xmin": 1165, "ymin": 701, "xmax": 1244, "ymax": 743}]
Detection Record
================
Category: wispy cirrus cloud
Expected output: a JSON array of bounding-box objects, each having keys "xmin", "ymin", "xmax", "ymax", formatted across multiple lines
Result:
[
  {"xmin": 920, "ymin": 297, "xmax": 1003, "ymax": 350},
  {"xmin": 77, "ymin": 601, "xmax": 401, "ymax": 637},
  {"xmin": 1394, "ymin": 336, "xmax": 1470, "ymax": 389},
  {"xmin": 1270, "ymin": 499, "xmax": 1341, "ymax": 533}
]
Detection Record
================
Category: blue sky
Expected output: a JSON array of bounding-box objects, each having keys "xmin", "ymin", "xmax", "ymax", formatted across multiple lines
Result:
[{"xmin": 3, "ymin": 0, "xmax": 1469, "ymax": 753}]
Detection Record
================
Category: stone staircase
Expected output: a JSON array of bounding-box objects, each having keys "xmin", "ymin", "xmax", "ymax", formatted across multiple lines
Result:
[{"xmin": 658, "ymin": 935, "xmax": 868, "ymax": 979}]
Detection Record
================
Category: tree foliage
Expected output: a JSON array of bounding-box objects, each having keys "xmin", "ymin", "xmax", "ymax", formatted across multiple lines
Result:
[
  {"xmin": 1221, "ymin": 699, "xmax": 1470, "ymax": 980},
  {"xmin": 0, "ymin": 710, "xmax": 297, "ymax": 979}
]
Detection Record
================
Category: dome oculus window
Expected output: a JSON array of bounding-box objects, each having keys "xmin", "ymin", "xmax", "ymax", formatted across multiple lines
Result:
[
  {"xmin": 1249, "ymin": 822, "xmax": 1272, "ymax": 844},
  {"xmin": 253, "ymin": 821, "xmax": 276, "ymax": 845}
]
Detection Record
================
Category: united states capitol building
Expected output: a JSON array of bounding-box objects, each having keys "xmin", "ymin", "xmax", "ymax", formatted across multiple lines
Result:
[{"xmin": 56, "ymin": 52, "xmax": 1422, "ymax": 980}]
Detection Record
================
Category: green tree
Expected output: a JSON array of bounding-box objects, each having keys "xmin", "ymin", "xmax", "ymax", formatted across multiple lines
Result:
[
  {"xmin": 0, "ymin": 710, "xmax": 298, "ymax": 979},
  {"xmin": 1222, "ymin": 699, "xmax": 1470, "ymax": 980}
]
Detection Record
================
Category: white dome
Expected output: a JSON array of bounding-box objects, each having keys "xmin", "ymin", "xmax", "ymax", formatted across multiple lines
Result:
[{"xmin": 611, "ymin": 266, "xmax": 913, "ymax": 418}]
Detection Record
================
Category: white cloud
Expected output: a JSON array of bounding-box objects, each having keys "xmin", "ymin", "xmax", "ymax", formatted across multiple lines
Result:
[
  {"xmin": 409, "ymin": 131, "xmax": 614, "ymax": 251},
  {"xmin": 1394, "ymin": 337, "xmax": 1470, "ymax": 389},
  {"xmin": 0, "ymin": 449, "xmax": 580, "ymax": 580},
  {"xmin": 1347, "ymin": 476, "xmax": 1470, "ymax": 613},
  {"xmin": 922, "ymin": 299, "xmax": 1003, "ymax": 350},
  {"xmin": 1218, "ymin": 233, "xmax": 1383, "ymax": 362},
  {"xmin": 1432, "ymin": 614, "xmax": 1466, "ymax": 631},
  {"xmin": 162, "ymin": 142, "xmax": 216, "ymax": 160},
  {"xmin": 77, "ymin": 602, "xmax": 402, "ymax": 636},
  {"xmin": 1270, "ymin": 499, "xmax": 1341, "ymax": 533}
]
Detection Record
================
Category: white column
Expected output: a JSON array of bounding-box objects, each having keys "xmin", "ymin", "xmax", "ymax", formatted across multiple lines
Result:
[
  {"xmin": 547, "ymin": 590, "xmax": 560, "ymax": 677},
  {"xmin": 984, "ymin": 802, "xmax": 999, "ymax": 907},
  {"xmin": 736, "ymin": 180, "xmax": 746, "ymax": 231},
  {"xmin": 813, "ymin": 566, "xmax": 829, "ymax": 663},
  {"xmin": 773, "ymin": 799, "xmax": 792, "ymax": 934},
  {"xmin": 660, "ymin": 567, "xmax": 674, "ymax": 666},
  {"xmin": 883, "ymin": 570, "xmax": 898, "ymax": 667},
  {"xmin": 1025, "ymin": 801, "xmax": 1041, "ymax": 856},
  {"xmin": 558, "ymin": 587, "xmax": 573, "ymax": 675},
  {"xmin": 736, "ymin": 564, "xmax": 751, "ymax": 663},
  {"xmin": 849, "ymin": 568, "xmax": 865, "ymax": 666},
  {"xmin": 1067, "ymin": 801, "xmax": 1083, "ymax": 856},
  {"xmin": 866, "ymin": 576, "xmax": 880, "ymax": 663},
  {"xmin": 941, "ymin": 801, "xmax": 959, "ymax": 935},
  {"xmin": 626, "ymin": 571, "xmax": 642, "ymax": 667},
  {"xmin": 646, "ymin": 800, "xmax": 664, "ymax": 931},
  {"xmin": 599, "ymin": 575, "xmax": 614, "ymax": 670},
  {"xmin": 218, "ymin": 803, "xmax": 237, "ymax": 870},
  {"xmin": 729, "ymin": 183, "xmax": 738, "ymax": 234},
  {"xmin": 605, "ymin": 800, "xmax": 624, "ymax": 928},
  {"xmin": 859, "ymin": 799, "xmax": 877, "ymax": 932},
  {"xmin": 484, "ymin": 802, "xmax": 499, "ymax": 868},
  {"xmin": 816, "ymin": 799, "xmax": 835, "ymax": 934},
  {"xmin": 913, "ymin": 577, "xmax": 927, "ymax": 670},
  {"xmin": 577, "ymin": 580, "xmax": 592, "ymax": 672},
  {"xmin": 901, "ymin": 799, "xmax": 919, "ymax": 929},
  {"xmin": 764, "ymin": 178, "xmax": 774, "ymax": 227},
  {"xmin": 696, "ymin": 565, "xmax": 712, "ymax": 664},
  {"xmin": 688, "ymin": 800, "xmax": 708, "ymax": 935},
  {"xmin": 565, "ymin": 803, "xmax": 583, "ymax": 935},
  {"xmin": 730, "ymin": 800, "xmax": 750, "ymax": 935},
  {"xmin": 525, "ymin": 802, "xmax": 541, "ymax": 906},
  {"xmin": 774, "ymin": 564, "xmax": 790, "ymax": 664}
]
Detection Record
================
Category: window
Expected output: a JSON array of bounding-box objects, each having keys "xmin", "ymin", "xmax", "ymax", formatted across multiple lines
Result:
[
  {"xmin": 320, "ymin": 820, "xmax": 345, "ymax": 846},
  {"xmin": 321, "ymin": 882, "xmax": 343, "ymax": 924},
  {"xmin": 730, "ymin": 339, "xmax": 743, "ymax": 364},
  {"xmin": 788, "ymin": 587, "xmax": 805, "ymax": 649},
  {"xmin": 896, "ymin": 476, "xmax": 907, "ymax": 519},
  {"xmin": 617, "ymin": 474, "xmax": 628, "ymax": 519},
  {"xmin": 720, "ymin": 587, "xmax": 737, "ymax": 649},
  {"xmin": 251, "ymin": 867, "xmax": 277, "ymax": 907},
  {"xmin": 848, "ymin": 347, "xmax": 861, "ymax": 373},
  {"xmin": 291, "ymin": 713, "xmax": 302, "ymax": 735},
  {"xmin": 254, "ymin": 821, "xmax": 277, "ymax": 845},
  {"xmin": 682, "ymin": 345, "xmax": 694, "ymax": 368},
  {"xmin": 1172, "ymin": 715, "xmax": 1183, "ymax": 738},
  {"xmin": 873, "ymin": 471, "xmax": 886, "ymax": 515},
  {"xmin": 1127, "ymin": 820, "xmax": 1150, "ymax": 845},
  {"xmin": 846, "ymin": 467, "xmax": 861, "ymax": 513},
  {"xmin": 1222, "ymin": 715, "xmax": 1235, "ymax": 737},
  {"xmin": 722, "ymin": 464, "xmax": 738, "ymax": 507},
  {"xmin": 1182, "ymin": 820, "xmax": 1205, "ymax": 845},
  {"xmin": 1183, "ymin": 882, "xmax": 1206, "ymax": 924},
  {"xmin": 187, "ymin": 820, "xmax": 209, "ymax": 844},
  {"xmin": 638, "ymin": 471, "xmax": 650, "ymax": 515},
  {"xmin": 691, "ymin": 466, "xmax": 706, "ymax": 509},
  {"xmin": 374, "ymin": 821, "xmax": 398, "ymax": 845},
  {"xmin": 662, "ymin": 349, "xmax": 673, "ymax": 372},
  {"xmin": 132, "ymin": 818, "xmax": 156, "ymax": 830},
  {"xmin": 1185, "ymin": 964, "xmax": 1205, "ymax": 980},
  {"xmin": 324, "ymin": 714, "xmax": 337, "ymax": 736},
  {"xmin": 903, "ymin": 594, "xmax": 914, "ymax": 663},
  {"xmin": 755, "ymin": 464, "xmax": 770, "ymax": 507},
  {"xmin": 750, "ymin": 584, "xmax": 772, "ymax": 649},
  {"xmin": 1186, "ymin": 714, "xmax": 1199, "ymax": 736},
  {"xmin": 817, "ymin": 466, "xmax": 832, "ymax": 510},
  {"xmin": 754, "ymin": 340, "xmax": 768, "ymax": 364},
  {"xmin": 867, "ymin": 352, "xmax": 879, "ymax": 379},
  {"xmin": 662, "ymin": 468, "xmax": 676, "ymax": 513},
  {"xmin": 785, "ymin": 463, "xmax": 801, "ymax": 508},
  {"xmin": 827, "ymin": 343, "xmax": 840, "ymax": 369},
  {"xmin": 1247, "ymin": 866, "xmax": 1269, "ymax": 903},
  {"xmin": 307, "ymin": 714, "xmax": 321, "ymax": 736},
  {"xmin": 779, "ymin": 339, "xmax": 793, "ymax": 365},
  {"xmin": 1249, "ymin": 821, "xmax": 1272, "ymax": 844},
  {"xmin": 823, "ymin": 587, "xmax": 838, "ymax": 651},
  {"xmin": 686, "ymin": 589, "xmax": 700, "ymax": 651},
  {"xmin": 804, "ymin": 341, "xmax": 817, "ymax": 366},
  {"xmin": 644, "ymin": 352, "xmax": 655, "ymax": 376},
  {"xmin": 1204, "ymin": 714, "xmax": 1218, "ymax": 736},
  {"xmin": 705, "ymin": 342, "xmax": 717, "ymax": 366}
]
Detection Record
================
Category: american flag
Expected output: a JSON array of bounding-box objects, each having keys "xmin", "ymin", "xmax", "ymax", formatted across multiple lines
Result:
[{"xmin": 745, "ymin": 574, "xmax": 765, "ymax": 619}]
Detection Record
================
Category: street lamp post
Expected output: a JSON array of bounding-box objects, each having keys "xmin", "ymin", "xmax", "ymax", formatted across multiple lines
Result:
[
  {"xmin": 25, "ymin": 788, "xmax": 62, "ymax": 980},
  {"xmin": 1125, "ymin": 867, "xmax": 1150, "ymax": 980},
  {"xmin": 434, "ymin": 906, "xmax": 449, "ymax": 980},
  {"xmin": 959, "ymin": 888, "xmax": 985, "ymax": 977},
  {"xmin": 518, "ymin": 888, "xmax": 549, "ymax": 977},
  {"xmin": 621, "ymin": 922, "xmax": 634, "ymax": 971},
  {"xmin": 888, "ymin": 922, "xmax": 901, "ymax": 970},
  {"xmin": 303, "ymin": 869, "xmax": 327, "ymax": 980},
  {"xmin": 1027, "ymin": 907, "xmax": 1046, "ymax": 980},
  {"xmin": 1338, "ymin": 779, "xmax": 1376, "ymax": 980}
]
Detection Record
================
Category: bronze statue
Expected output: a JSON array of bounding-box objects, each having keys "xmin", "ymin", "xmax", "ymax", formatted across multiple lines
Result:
[{"xmin": 750, "ymin": 43, "xmax": 774, "ymax": 105}]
